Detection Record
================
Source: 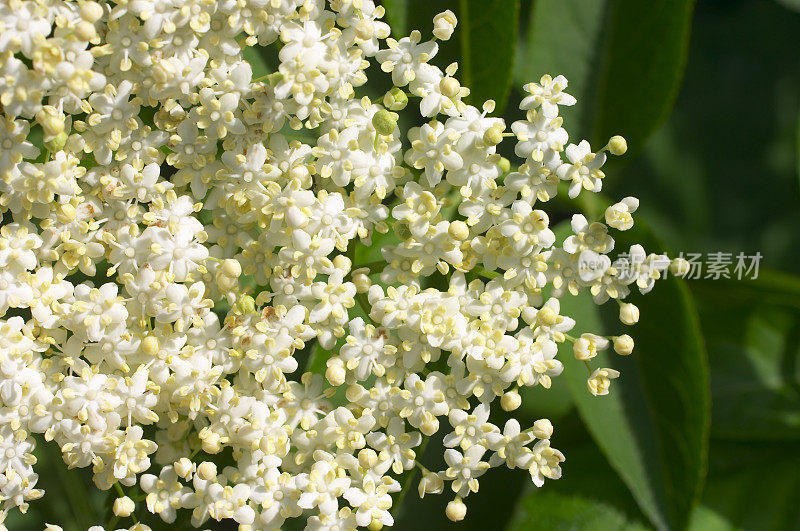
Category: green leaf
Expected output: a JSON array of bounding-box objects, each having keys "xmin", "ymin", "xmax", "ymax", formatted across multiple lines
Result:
[
  {"xmin": 515, "ymin": 0, "xmax": 609, "ymax": 139},
  {"xmin": 591, "ymin": 0, "xmax": 695, "ymax": 151},
  {"xmin": 688, "ymin": 441, "xmax": 800, "ymax": 530},
  {"xmin": 796, "ymin": 105, "xmax": 800, "ymax": 194},
  {"xmin": 508, "ymin": 490, "xmax": 650, "ymax": 531},
  {"xmin": 381, "ymin": 0, "xmax": 409, "ymax": 37},
  {"xmin": 689, "ymin": 273, "xmax": 800, "ymax": 441},
  {"xmin": 556, "ymin": 222, "xmax": 709, "ymax": 530},
  {"xmin": 457, "ymin": 0, "xmax": 521, "ymax": 112},
  {"xmin": 775, "ymin": 0, "xmax": 800, "ymax": 12},
  {"xmin": 379, "ymin": 0, "xmax": 520, "ymax": 112},
  {"xmin": 518, "ymin": 0, "xmax": 695, "ymax": 153}
]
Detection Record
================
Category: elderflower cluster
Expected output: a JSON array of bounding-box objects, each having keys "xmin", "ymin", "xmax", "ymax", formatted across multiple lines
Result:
[{"xmin": 0, "ymin": 1, "xmax": 676, "ymax": 529}]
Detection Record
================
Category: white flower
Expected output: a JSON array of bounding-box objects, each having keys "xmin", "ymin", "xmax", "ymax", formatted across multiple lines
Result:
[
  {"xmin": 404, "ymin": 121, "xmax": 463, "ymax": 187},
  {"xmin": 605, "ymin": 197, "xmax": 640, "ymax": 230},
  {"xmin": 520, "ymin": 74, "xmax": 577, "ymax": 118},
  {"xmin": 557, "ymin": 140, "xmax": 607, "ymax": 199},
  {"xmin": 442, "ymin": 445, "xmax": 490, "ymax": 497}
]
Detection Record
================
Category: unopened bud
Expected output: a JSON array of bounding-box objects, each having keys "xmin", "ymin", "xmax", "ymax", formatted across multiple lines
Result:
[
  {"xmin": 352, "ymin": 269, "xmax": 372, "ymax": 293},
  {"xmin": 326, "ymin": 358, "xmax": 346, "ymax": 386},
  {"xmin": 433, "ymin": 10, "xmax": 457, "ymax": 40},
  {"xmin": 608, "ymin": 135, "xmax": 627, "ymax": 155},
  {"xmin": 237, "ymin": 295, "xmax": 256, "ymax": 314},
  {"xmin": 36, "ymin": 106, "xmax": 65, "ymax": 141},
  {"xmin": 220, "ymin": 259, "xmax": 242, "ymax": 278},
  {"xmin": 613, "ymin": 334, "xmax": 634, "ymax": 355},
  {"xmin": 383, "ymin": 88, "xmax": 408, "ymax": 111},
  {"xmin": 200, "ymin": 432, "xmax": 222, "ymax": 454},
  {"xmin": 44, "ymin": 131, "xmax": 69, "ymax": 153},
  {"xmin": 532, "ymin": 419, "xmax": 554, "ymax": 439},
  {"xmin": 500, "ymin": 390, "xmax": 521, "ymax": 411},
  {"xmin": 619, "ymin": 302, "xmax": 640, "ymax": 325},
  {"xmin": 498, "ymin": 156, "xmax": 511, "ymax": 174},
  {"xmin": 372, "ymin": 109, "xmax": 398, "ymax": 136},
  {"xmin": 448, "ymin": 220, "xmax": 469, "ymax": 241},
  {"xmin": 174, "ymin": 457, "xmax": 195, "ymax": 479},
  {"xmin": 196, "ymin": 461, "xmax": 217, "ymax": 481},
  {"xmin": 358, "ymin": 448, "xmax": 378, "ymax": 468},
  {"xmin": 141, "ymin": 335, "xmax": 159, "ymax": 357},
  {"xmin": 76, "ymin": 20, "xmax": 97, "ymax": 41},
  {"xmin": 446, "ymin": 498, "xmax": 467, "ymax": 522},
  {"xmin": 80, "ymin": 1, "xmax": 104, "ymax": 22},
  {"xmin": 113, "ymin": 496, "xmax": 135, "ymax": 517},
  {"xmin": 332, "ymin": 254, "xmax": 352, "ymax": 273}
]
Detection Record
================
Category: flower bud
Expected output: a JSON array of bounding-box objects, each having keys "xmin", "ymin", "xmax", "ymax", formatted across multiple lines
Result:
[
  {"xmin": 446, "ymin": 498, "xmax": 467, "ymax": 522},
  {"xmin": 448, "ymin": 220, "xmax": 469, "ymax": 241},
  {"xmin": 354, "ymin": 18, "xmax": 375, "ymax": 41},
  {"xmin": 220, "ymin": 259, "xmax": 242, "ymax": 278},
  {"xmin": 174, "ymin": 457, "xmax": 195, "ymax": 479},
  {"xmin": 483, "ymin": 125, "xmax": 504, "ymax": 146},
  {"xmin": 201, "ymin": 431, "xmax": 223, "ymax": 454},
  {"xmin": 141, "ymin": 335, "xmax": 159, "ymax": 356},
  {"xmin": 358, "ymin": 448, "xmax": 378, "ymax": 469},
  {"xmin": 197, "ymin": 461, "xmax": 217, "ymax": 481},
  {"xmin": 345, "ymin": 383, "xmax": 363, "ymax": 403},
  {"xmin": 368, "ymin": 520, "xmax": 384, "ymax": 531},
  {"xmin": 113, "ymin": 496, "xmax": 135, "ymax": 517},
  {"xmin": 608, "ymin": 135, "xmax": 627, "ymax": 155},
  {"xmin": 619, "ymin": 302, "xmax": 640, "ymax": 325},
  {"xmin": 613, "ymin": 334, "xmax": 634, "ymax": 356},
  {"xmin": 332, "ymin": 254, "xmax": 352, "ymax": 273},
  {"xmin": 352, "ymin": 269, "xmax": 372, "ymax": 293},
  {"xmin": 433, "ymin": 10, "xmax": 457, "ymax": 40},
  {"xmin": 498, "ymin": 156, "xmax": 511, "ymax": 174},
  {"xmin": 500, "ymin": 390, "xmax": 521, "ymax": 411},
  {"xmin": 45, "ymin": 131, "xmax": 69, "ymax": 154},
  {"xmin": 237, "ymin": 295, "xmax": 256, "ymax": 314},
  {"xmin": 36, "ymin": 106, "xmax": 65, "ymax": 141},
  {"xmin": 372, "ymin": 109, "xmax": 398, "ymax": 136},
  {"xmin": 383, "ymin": 88, "xmax": 408, "ymax": 111},
  {"xmin": 326, "ymin": 358, "xmax": 346, "ymax": 386},
  {"xmin": 80, "ymin": 1, "xmax": 104, "ymax": 22},
  {"xmin": 76, "ymin": 20, "xmax": 98, "ymax": 41},
  {"xmin": 532, "ymin": 419, "xmax": 554, "ymax": 439}
]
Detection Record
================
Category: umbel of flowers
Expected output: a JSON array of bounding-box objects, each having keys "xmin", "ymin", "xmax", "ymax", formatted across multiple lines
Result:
[{"xmin": 0, "ymin": 1, "xmax": 682, "ymax": 529}]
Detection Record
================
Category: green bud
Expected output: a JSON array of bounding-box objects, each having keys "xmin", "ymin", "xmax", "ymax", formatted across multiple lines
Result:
[
  {"xmin": 498, "ymin": 156, "xmax": 511, "ymax": 174},
  {"xmin": 382, "ymin": 88, "xmax": 408, "ymax": 111},
  {"xmin": 372, "ymin": 109, "xmax": 398, "ymax": 136},
  {"xmin": 237, "ymin": 295, "xmax": 256, "ymax": 314},
  {"xmin": 44, "ymin": 131, "xmax": 68, "ymax": 153}
]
